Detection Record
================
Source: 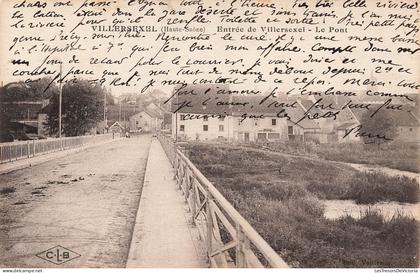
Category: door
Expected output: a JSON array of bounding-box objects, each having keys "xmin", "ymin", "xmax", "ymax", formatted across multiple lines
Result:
[{"xmin": 244, "ymin": 132, "xmax": 250, "ymax": 143}]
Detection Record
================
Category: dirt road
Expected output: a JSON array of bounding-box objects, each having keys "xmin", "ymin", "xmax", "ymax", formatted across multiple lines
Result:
[{"xmin": 0, "ymin": 135, "xmax": 151, "ymax": 268}]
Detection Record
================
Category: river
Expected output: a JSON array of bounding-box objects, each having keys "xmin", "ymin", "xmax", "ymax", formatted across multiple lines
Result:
[{"xmin": 324, "ymin": 200, "xmax": 420, "ymax": 221}]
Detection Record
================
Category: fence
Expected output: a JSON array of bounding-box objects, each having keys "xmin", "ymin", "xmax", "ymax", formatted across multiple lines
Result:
[
  {"xmin": 0, "ymin": 134, "xmax": 118, "ymax": 164},
  {"xmin": 158, "ymin": 133, "xmax": 289, "ymax": 268}
]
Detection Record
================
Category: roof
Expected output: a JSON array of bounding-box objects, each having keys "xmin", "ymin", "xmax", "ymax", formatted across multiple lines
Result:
[
  {"xmin": 224, "ymin": 95, "xmax": 320, "ymax": 129},
  {"xmin": 109, "ymin": 121, "xmax": 124, "ymax": 129},
  {"xmin": 170, "ymin": 84, "xmax": 231, "ymax": 114},
  {"xmin": 299, "ymin": 99, "xmax": 324, "ymax": 115},
  {"xmin": 298, "ymin": 97, "xmax": 359, "ymax": 123},
  {"xmin": 144, "ymin": 108, "xmax": 163, "ymax": 119},
  {"xmin": 284, "ymin": 104, "xmax": 320, "ymax": 129},
  {"xmin": 169, "ymin": 85, "xmax": 320, "ymax": 129},
  {"xmin": 130, "ymin": 109, "xmax": 163, "ymax": 119},
  {"xmin": 146, "ymin": 102, "xmax": 167, "ymax": 117}
]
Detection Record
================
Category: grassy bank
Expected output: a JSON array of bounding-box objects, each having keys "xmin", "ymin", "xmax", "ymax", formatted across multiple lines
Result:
[
  {"xmin": 185, "ymin": 143, "xmax": 419, "ymax": 267},
  {"xmin": 251, "ymin": 142, "xmax": 419, "ymax": 173},
  {"xmin": 186, "ymin": 143, "xmax": 419, "ymax": 204}
]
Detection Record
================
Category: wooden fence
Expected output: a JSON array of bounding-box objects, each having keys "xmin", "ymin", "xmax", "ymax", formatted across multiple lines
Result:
[{"xmin": 158, "ymin": 134, "xmax": 289, "ymax": 268}]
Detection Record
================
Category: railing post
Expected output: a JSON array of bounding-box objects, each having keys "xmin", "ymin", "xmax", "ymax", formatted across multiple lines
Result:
[
  {"xmin": 172, "ymin": 140, "xmax": 176, "ymax": 166},
  {"xmin": 33, "ymin": 140, "xmax": 36, "ymax": 157},
  {"xmin": 206, "ymin": 187, "xmax": 213, "ymax": 263},
  {"xmin": 185, "ymin": 174, "xmax": 190, "ymax": 202},
  {"xmin": 179, "ymin": 164, "xmax": 184, "ymax": 190},
  {"xmin": 191, "ymin": 178, "xmax": 197, "ymax": 224},
  {"xmin": 27, "ymin": 141, "xmax": 30, "ymax": 158},
  {"xmin": 174, "ymin": 154, "xmax": 178, "ymax": 181},
  {"xmin": 236, "ymin": 224, "xmax": 250, "ymax": 268}
]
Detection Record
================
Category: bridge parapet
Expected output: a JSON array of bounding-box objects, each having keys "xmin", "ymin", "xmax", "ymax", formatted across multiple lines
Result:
[
  {"xmin": 0, "ymin": 133, "xmax": 120, "ymax": 164},
  {"xmin": 158, "ymin": 133, "xmax": 289, "ymax": 268}
]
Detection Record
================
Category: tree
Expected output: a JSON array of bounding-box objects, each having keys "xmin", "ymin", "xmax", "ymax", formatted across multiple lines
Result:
[
  {"xmin": 360, "ymin": 108, "xmax": 398, "ymax": 146},
  {"xmin": 0, "ymin": 78, "xmax": 56, "ymax": 102},
  {"xmin": 0, "ymin": 78, "xmax": 58, "ymax": 142},
  {"xmin": 44, "ymin": 80, "xmax": 105, "ymax": 137}
]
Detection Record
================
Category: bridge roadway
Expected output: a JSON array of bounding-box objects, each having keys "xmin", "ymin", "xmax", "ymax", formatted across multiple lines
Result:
[{"xmin": 0, "ymin": 135, "xmax": 207, "ymax": 268}]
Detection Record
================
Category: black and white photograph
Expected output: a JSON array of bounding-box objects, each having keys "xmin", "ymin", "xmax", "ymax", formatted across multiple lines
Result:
[{"xmin": 0, "ymin": 0, "xmax": 419, "ymax": 271}]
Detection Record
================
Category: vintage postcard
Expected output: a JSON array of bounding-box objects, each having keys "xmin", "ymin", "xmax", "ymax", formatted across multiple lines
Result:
[{"xmin": 0, "ymin": 0, "xmax": 419, "ymax": 271}]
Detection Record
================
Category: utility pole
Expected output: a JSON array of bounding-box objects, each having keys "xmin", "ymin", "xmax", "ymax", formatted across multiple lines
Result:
[
  {"xmin": 104, "ymin": 88, "xmax": 107, "ymax": 133},
  {"xmin": 119, "ymin": 99, "xmax": 122, "ymax": 123},
  {"xmin": 123, "ymin": 111, "xmax": 126, "ymax": 132},
  {"xmin": 175, "ymin": 88, "xmax": 178, "ymax": 142},
  {"xmin": 59, "ymin": 63, "xmax": 62, "ymax": 149},
  {"xmin": 104, "ymin": 89, "xmax": 106, "ymax": 122}
]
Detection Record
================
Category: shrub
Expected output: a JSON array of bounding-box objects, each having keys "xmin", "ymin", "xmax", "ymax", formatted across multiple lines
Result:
[
  {"xmin": 265, "ymin": 141, "xmax": 419, "ymax": 173},
  {"xmin": 345, "ymin": 172, "xmax": 419, "ymax": 204}
]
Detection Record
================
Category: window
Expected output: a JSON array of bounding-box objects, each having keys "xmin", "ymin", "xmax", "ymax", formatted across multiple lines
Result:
[
  {"xmin": 272, "ymin": 119, "xmax": 276, "ymax": 126},
  {"xmin": 238, "ymin": 119, "xmax": 242, "ymax": 126},
  {"xmin": 180, "ymin": 114, "xmax": 185, "ymax": 121},
  {"xmin": 203, "ymin": 116, "xmax": 208, "ymax": 122},
  {"xmin": 180, "ymin": 125, "xmax": 185, "ymax": 132},
  {"xmin": 203, "ymin": 125, "xmax": 208, "ymax": 131},
  {"xmin": 268, "ymin": 133, "xmax": 280, "ymax": 139},
  {"xmin": 257, "ymin": 133, "xmax": 267, "ymax": 140},
  {"xmin": 136, "ymin": 121, "xmax": 139, "ymax": 125},
  {"xmin": 219, "ymin": 125, "xmax": 224, "ymax": 132},
  {"xmin": 254, "ymin": 119, "xmax": 258, "ymax": 126},
  {"xmin": 410, "ymin": 128, "xmax": 413, "ymax": 132},
  {"xmin": 288, "ymin": 126, "xmax": 294, "ymax": 135}
]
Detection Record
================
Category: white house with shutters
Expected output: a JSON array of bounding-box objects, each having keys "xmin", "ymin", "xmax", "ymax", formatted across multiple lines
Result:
[{"xmin": 170, "ymin": 84, "xmax": 320, "ymax": 143}]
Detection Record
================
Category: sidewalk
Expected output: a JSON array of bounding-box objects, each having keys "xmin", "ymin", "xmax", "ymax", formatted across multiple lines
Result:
[
  {"xmin": 126, "ymin": 139, "xmax": 207, "ymax": 268},
  {"xmin": 0, "ymin": 137, "xmax": 121, "ymax": 175}
]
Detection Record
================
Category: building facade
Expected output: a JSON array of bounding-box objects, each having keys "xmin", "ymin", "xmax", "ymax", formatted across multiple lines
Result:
[
  {"xmin": 129, "ymin": 110, "xmax": 163, "ymax": 133},
  {"xmin": 170, "ymin": 84, "xmax": 320, "ymax": 143}
]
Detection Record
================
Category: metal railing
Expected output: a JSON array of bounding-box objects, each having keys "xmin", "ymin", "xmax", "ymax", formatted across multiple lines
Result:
[
  {"xmin": 0, "ymin": 134, "xmax": 119, "ymax": 164},
  {"xmin": 158, "ymin": 133, "xmax": 289, "ymax": 268}
]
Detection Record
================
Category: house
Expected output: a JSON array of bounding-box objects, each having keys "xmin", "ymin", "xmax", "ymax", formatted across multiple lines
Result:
[
  {"xmin": 335, "ymin": 122, "xmax": 360, "ymax": 143},
  {"xmin": 298, "ymin": 97, "xmax": 357, "ymax": 143},
  {"xmin": 229, "ymin": 95, "xmax": 320, "ymax": 143},
  {"xmin": 171, "ymin": 84, "xmax": 231, "ymax": 141},
  {"xmin": 109, "ymin": 121, "xmax": 124, "ymax": 135},
  {"xmin": 129, "ymin": 109, "xmax": 163, "ymax": 133},
  {"xmin": 170, "ymin": 84, "xmax": 320, "ymax": 143},
  {"xmin": 146, "ymin": 102, "xmax": 166, "ymax": 116},
  {"xmin": 1, "ymin": 100, "xmax": 49, "ymax": 140},
  {"xmin": 348, "ymin": 106, "xmax": 420, "ymax": 143}
]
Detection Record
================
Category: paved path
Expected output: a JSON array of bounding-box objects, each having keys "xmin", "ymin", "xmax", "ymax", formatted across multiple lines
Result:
[
  {"xmin": 126, "ymin": 138, "xmax": 207, "ymax": 268},
  {"xmin": 0, "ymin": 137, "xmax": 121, "ymax": 175},
  {"xmin": 0, "ymin": 135, "xmax": 151, "ymax": 268}
]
